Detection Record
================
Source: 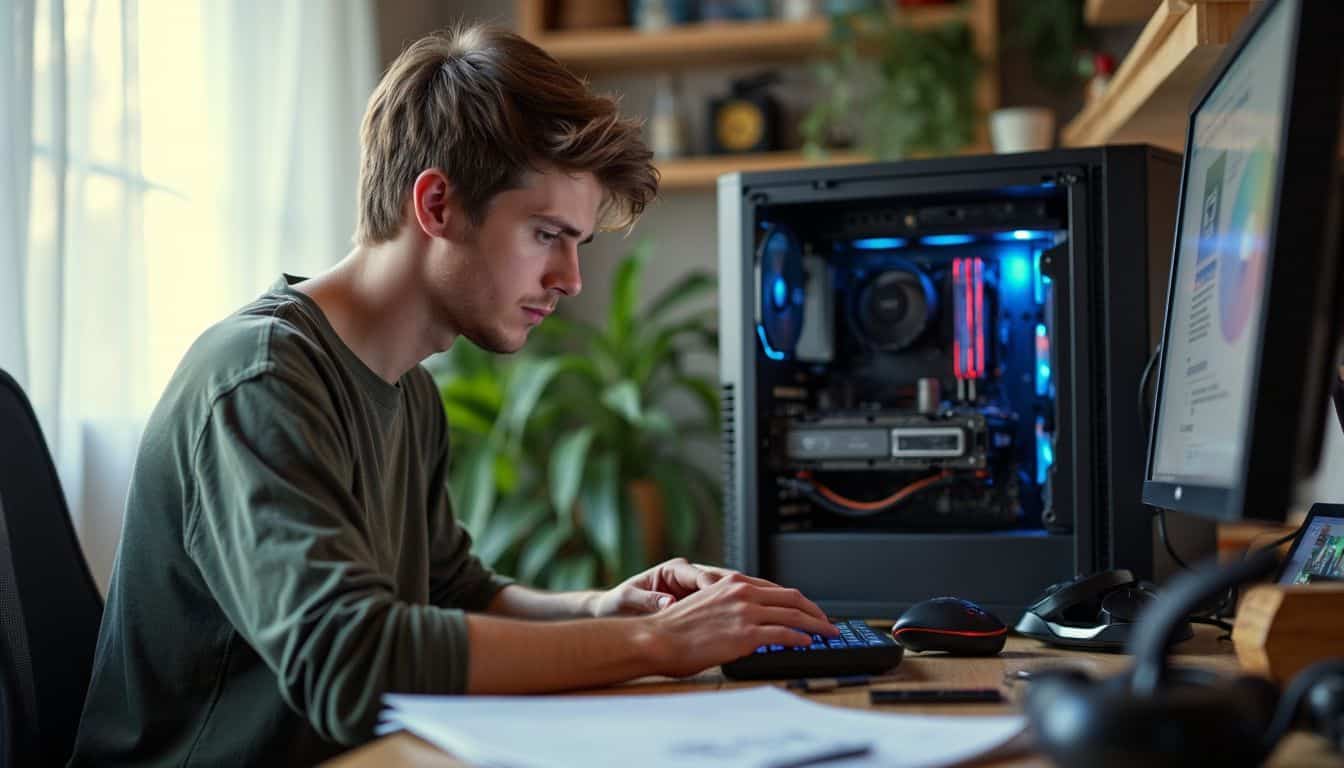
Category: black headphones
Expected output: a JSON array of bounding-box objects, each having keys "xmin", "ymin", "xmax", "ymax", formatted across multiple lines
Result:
[
  {"xmin": 1015, "ymin": 569, "xmax": 1191, "ymax": 651},
  {"xmin": 1024, "ymin": 549, "xmax": 1344, "ymax": 768}
]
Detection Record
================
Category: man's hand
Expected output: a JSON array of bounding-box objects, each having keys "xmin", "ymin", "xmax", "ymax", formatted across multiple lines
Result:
[
  {"xmin": 588, "ymin": 557, "xmax": 751, "ymax": 617},
  {"xmin": 638, "ymin": 571, "xmax": 839, "ymax": 678},
  {"xmin": 469, "ymin": 564, "xmax": 838, "ymax": 692}
]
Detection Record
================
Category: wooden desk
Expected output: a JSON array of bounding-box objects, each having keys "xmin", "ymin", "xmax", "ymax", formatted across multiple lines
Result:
[{"xmin": 327, "ymin": 627, "xmax": 1343, "ymax": 768}]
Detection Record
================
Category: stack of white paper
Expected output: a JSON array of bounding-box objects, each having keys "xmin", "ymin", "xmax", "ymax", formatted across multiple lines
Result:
[{"xmin": 379, "ymin": 686, "xmax": 1024, "ymax": 768}]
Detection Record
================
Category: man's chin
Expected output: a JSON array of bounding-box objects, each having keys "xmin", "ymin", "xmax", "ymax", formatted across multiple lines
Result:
[{"xmin": 465, "ymin": 329, "xmax": 530, "ymax": 355}]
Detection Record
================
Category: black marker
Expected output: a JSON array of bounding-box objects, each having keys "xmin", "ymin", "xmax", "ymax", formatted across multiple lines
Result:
[{"xmin": 869, "ymin": 688, "xmax": 1004, "ymax": 704}]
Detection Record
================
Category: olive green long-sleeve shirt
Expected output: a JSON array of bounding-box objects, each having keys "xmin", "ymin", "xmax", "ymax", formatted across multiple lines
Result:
[{"xmin": 70, "ymin": 276, "xmax": 511, "ymax": 766}]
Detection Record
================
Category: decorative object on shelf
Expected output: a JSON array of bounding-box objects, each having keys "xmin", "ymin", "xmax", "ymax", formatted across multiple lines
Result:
[
  {"xmin": 822, "ymin": 0, "xmax": 880, "ymax": 13},
  {"xmin": 775, "ymin": 0, "xmax": 820, "ymax": 21},
  {"xmin": 630, "ymin": 0, "xmax": 697, "ymax": 30},
  {"xmin": 989, "ymin": 107, "xmax": 1055, "ymax": 153},
  {"xmin": 554, "ymin": 0, "xmax": 629, "ymax": 29},
  {"xmin": 1083, "ymin": 51, "xmax": 1115, "ymax": 105},
  {"xmin": 434, "ymin": 241, "xmax": 721, "ymax": 589},
  {"xmin": 1007, "ymin": 0, "xmax": 1093, "ymax": 90},
  {"xmin": 648, "ymin": 74, "xmax": 690, "ymax": 158},
  {"xmin": 801, "ymin": 7, "xmax": 981, "ymax": 160},
  {"xmin": 709, "ymin": 72, "xmax": 783, "ymax": 154},
  {"xmin": 701, "ymin": 0, "xmax": 772, "ymax": 21}
]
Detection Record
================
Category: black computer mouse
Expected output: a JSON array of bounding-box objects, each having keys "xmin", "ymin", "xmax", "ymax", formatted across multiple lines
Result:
[{"xmin": 891, "ymin": 596, "xmax": 1008, "ymax": 655}]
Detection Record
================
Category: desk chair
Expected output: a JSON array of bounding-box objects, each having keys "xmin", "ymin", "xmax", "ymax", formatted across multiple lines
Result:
[{"xmin": 0, "ymin": 369, "xmax": 104, "ymax": 767}]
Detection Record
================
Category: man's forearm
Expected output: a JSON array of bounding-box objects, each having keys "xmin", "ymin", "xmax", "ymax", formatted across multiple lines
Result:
[
  {"xmin": 464, "ymin": 612, "xmax": 664, "ymax": 693},
  {"xmin": 486, "ymin": 583, "xmax": 600, "ymax": 620}
]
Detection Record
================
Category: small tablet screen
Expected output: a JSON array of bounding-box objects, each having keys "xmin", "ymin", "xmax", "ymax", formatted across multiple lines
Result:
[{"xmin": 1279, "ymin": 510, "xmax": 1344, "ymax": 584}]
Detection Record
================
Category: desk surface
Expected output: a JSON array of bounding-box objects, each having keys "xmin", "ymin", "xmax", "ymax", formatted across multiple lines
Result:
[{"xmin": 327, "ymin": 626, "xmax": 1344, "ymax": 768}]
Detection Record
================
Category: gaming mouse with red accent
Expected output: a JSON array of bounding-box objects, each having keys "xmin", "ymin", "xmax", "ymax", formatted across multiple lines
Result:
[{"xmin": 891, "ymin": 597, "xmax": 1008, "ymax": 655}]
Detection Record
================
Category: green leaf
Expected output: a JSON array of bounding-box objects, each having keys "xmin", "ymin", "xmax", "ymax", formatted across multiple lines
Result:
[
  {"xmin": 607, "ymin": 241, "xmax": 650, "ymax": 347},
  {"xmin": 492, "ymin": 452, "xmax": 519, "ymax": 495},
  {"xmin": 652, "ymin": 464, "xmax": 698, "ymax": 555},
  {"xmin": 500, "ymin": 357, "xmax": 564, "ymax": 434},
  {"xmin": 442, "ymin": 402, "xmax": 495, "ymax": 438},
  {"xmin": 675, "ymin": 375, "xmax": 722, "ymax": 432},
  {"xmin": 579, "ymin": 452, "xmax": 622, "ymax": 574},
  {"xmin": 546, "ymin": 554, "xmax": 599, "ymax": 591},
  {"xmin": 518, "ymin": 522, "xmax": 571, "ymax": 585},
  {"xmin": 553, "ymin": 353, "xmax": 607, "ymax": 389},
  {"xmin": 534, "ymin": 315, "xmax": 603, "ymax": 350},
  {"xmin": 456, "ymin": 440, "xmax": 499, "ymax": 536},
  {"xmin": 637, "ymin": 410, "xmax": 675, "ymax": 437},
  {"xmin": 439, "ymin": 374, "xmax": 504, "ymax": 437},
  {"xmin": 601, "ymin": 380, "xmax": 643, "ymax": 424},
  {"xmin": 643, "ymin": 271, "xmax": 715, "ymax": 324},
  {"xmin": 475, "ymin": 499, "xmax": 547, "ymax": 567},
  {"xmin": 549, "ymin": 426, "xmax": 596, "ymax": 522}
]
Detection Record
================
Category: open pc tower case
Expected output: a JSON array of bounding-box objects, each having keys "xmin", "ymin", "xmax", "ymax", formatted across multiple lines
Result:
[{"xmin": 718, "ymin": 147, "xmax": 1215, "ymax": 620}]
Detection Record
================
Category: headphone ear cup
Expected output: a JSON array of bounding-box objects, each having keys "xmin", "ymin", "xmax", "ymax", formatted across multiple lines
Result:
[
  {"xmin": 1028, "ymin": 671, "xmax": 1276, "ymax": 768},
  {"xmin": 1307, "ymin": 673, "xmax": 1344, "ymax": 751},
  {"xmin": 1228, "ymin": 674, "xmax": 1281, "ymax": 733}
]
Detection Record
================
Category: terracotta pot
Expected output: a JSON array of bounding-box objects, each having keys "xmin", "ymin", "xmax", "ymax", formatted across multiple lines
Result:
[{"xmin": 627, "ymin": 478, "xmax": 666, "ymax": 564}]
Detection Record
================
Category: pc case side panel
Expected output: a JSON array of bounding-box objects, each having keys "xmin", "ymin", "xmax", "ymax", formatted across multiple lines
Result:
[
  {"xmin": 1097, "ymin": 147, "xmax": 1160, "ymax": 580},
  {"xmin": 1060, "ymin": 172, "xmax": 1100, "ymax": 576},
  {"xmin": 772, "ymin": 532, "xmax": 1075, "ymax": 622},
  {"xmin": 719, "ymin": 174, "xmax": 758, "ymax": 573}
]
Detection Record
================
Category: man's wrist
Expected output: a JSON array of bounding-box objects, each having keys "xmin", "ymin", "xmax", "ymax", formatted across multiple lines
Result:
[
  {"xmin": 628, "ymin": 616, "xmax": 671, "ymax": 676},
  {"xmin": 577, "ymin": 590, "xmax": 603, "ymax": 618}
]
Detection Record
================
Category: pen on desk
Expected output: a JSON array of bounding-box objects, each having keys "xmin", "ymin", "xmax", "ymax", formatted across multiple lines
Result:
[{"xmin": 786, "ymin": 674, "xmax": 903, "ymax": 692}]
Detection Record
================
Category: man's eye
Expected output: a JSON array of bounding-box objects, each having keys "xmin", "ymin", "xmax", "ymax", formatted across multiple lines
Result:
[{"xmin": 536, "ymin": 230, "xmax": 560, "ymax": 245}]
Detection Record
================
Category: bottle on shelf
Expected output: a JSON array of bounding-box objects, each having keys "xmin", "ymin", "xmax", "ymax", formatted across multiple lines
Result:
[{"xmin": 648, "ymin": 74, "xmax": 689, "ymax": 159}]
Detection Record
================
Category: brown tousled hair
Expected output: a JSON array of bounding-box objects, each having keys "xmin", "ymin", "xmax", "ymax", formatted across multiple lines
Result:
[{"xmin": 355, "ymin": 24, "xmax": 658, "ymax": 245}]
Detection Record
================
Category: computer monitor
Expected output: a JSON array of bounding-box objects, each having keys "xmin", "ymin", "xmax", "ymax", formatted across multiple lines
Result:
[{"xmin": 1143, "ymin": 0, "xmax": 1344, "ymax": 523}]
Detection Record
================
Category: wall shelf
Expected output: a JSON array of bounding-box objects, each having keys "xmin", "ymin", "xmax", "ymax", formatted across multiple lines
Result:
[
  {"xmin": 516, "ymin": 2, "xmax": 974, "ymax": 73},
  {"xmin": 1063, "ymin": 0, "xmax": 1252, "ymax": 151},
  {"xmin": 1084, "ymin": 0, "xmax": 1161, "ymax": 27}
]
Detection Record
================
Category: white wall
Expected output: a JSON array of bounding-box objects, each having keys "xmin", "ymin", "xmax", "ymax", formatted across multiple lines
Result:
[{"xmin": 1305, "ymin": 403, "xmax": 1344, "ymax": 505}]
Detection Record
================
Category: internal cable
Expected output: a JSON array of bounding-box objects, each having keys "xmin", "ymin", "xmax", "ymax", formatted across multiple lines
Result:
[{"xmin": 786, "ymin": 471, "xmax": 954, "ymax": 517}]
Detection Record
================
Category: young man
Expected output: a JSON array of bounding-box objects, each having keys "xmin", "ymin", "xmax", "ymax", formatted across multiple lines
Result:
[{"xmin": 70, "ymin": 24, "xmax": 837, "ymax": 765}]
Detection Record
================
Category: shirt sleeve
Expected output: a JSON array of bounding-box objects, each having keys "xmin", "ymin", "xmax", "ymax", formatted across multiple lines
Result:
[{"xmin": 182, "ymin": 371, "xmax": 471, "ymax": 746}]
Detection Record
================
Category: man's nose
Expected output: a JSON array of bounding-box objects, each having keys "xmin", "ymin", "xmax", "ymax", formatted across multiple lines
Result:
[{"xmin": 543, "ymin": 241, "xmax": 582, "ymax": 297}]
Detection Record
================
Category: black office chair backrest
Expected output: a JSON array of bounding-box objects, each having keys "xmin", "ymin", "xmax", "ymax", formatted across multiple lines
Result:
[{"xmin": 0, "ymin": 368, "xmax": 104, "ymax": 767}]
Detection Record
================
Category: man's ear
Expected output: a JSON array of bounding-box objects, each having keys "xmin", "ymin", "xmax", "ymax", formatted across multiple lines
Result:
[{"xmin": 411, "ymin": 168, "xmax": 460, "ymax": 239}]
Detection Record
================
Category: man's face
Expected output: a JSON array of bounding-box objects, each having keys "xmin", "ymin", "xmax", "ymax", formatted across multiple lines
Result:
[{"xmin": 430, "ymin": 168, "xmax": 601, "ymax": 353}]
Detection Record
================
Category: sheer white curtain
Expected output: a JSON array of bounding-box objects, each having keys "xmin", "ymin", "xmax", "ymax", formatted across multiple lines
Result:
[{"xmin": 1, "ymin": 0, "xmax": 377, "ymax": 590}]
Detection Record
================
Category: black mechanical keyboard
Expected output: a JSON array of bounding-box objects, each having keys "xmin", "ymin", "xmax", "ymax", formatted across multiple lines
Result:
[{"xmin": 720, "ymin": 619, "xmax": 905, "ymax": 680}]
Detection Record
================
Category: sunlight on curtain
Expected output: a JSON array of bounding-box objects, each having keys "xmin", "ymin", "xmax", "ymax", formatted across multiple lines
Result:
[{"xmin": 18, "ymin": 0, "xmax": 376, "ymax": 589}]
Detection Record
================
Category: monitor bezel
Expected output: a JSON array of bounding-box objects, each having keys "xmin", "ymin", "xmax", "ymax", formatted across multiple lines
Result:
[{"xmin": 1142, "ymin": 0, "xmax": 1344, "ymax": 522}]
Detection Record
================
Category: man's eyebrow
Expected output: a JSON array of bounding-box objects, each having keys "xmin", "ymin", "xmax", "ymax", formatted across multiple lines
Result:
[{"xmin": 532, "ymin": 214, "xmax": 594, "ymax": 245}]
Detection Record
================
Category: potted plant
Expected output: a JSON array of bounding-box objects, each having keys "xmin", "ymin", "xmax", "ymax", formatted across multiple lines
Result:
[
  {"xmin": 802, "ymin": 5, "xmax": 982, "ymax": 160},
  {"xmin": 433, "ymin": 240, "xmax": 721, "ymax": 590}
]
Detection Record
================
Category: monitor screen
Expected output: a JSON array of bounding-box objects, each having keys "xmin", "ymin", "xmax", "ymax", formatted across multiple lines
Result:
[
  {"xmin": 1279, "ymin": 508, "xmax": 1344, "ymax": 584},
  {"xmin": 1149, "ymin": 0, "xmax": 1296, "ymax": 488}
]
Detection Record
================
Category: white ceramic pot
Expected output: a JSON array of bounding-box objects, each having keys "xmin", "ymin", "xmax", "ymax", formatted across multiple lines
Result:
[{"xmin": 990, "ymin": 107, "xmax": 1056, "ymax": 154}]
